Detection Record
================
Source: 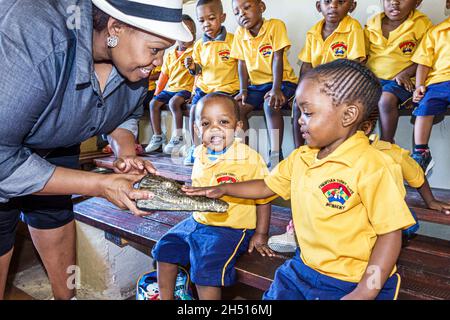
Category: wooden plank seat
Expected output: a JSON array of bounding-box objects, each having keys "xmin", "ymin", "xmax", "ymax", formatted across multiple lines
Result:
[
  {"xmin": 73, "ymin": 195, "xmax": 450, "ymax": 300},
  {"xmin": 93, "ymin": 153, "xmax": 450, "ymax": 227}
]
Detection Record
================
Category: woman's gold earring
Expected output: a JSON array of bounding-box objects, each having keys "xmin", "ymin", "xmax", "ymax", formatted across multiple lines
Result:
[{"xmin": 107, "ymin": 35, "xmax": 119, "ymax": 48}]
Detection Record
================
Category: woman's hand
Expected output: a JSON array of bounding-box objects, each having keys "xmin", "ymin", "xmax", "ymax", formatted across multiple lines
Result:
[
  {"xmin": 394, "ymin": 71, "xmax": 415, "ymax": 92},
  {"xmin": 248, "ymin": 232, "xmax": 275, "ymax": 257},
  {"xmin": 101, "ymin": 173, "xmax": 154, "ymax": 216},
  {"xmin": 181, "ymin": 185, "xmax": 226, "ymax": 198},
  {"xmin": 113, "ymin": 156, "xmax": 158, "ymax": 175},
  {"xmin": 264, "ymin": 88, "xmax": 286, "ymax": 110}
]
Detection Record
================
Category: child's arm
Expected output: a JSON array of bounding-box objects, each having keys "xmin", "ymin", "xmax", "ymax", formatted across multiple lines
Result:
[
  {"xmin": 154, "ymin": 72, "xmax": 169, "ymax": 96},
  {"xmin": 248, "ymin": 203, "xmax": 275, "ymax": 257},
  {"xmin": 182, "ymin": 179, "xmax": 276, "ymax": 200},
  {"xmin": 342, "ymin": 230, "xmax": 402, "ymax": 300},
  {"xmin": 417, "ymin": 178, "xmax": 450, "ymax": 215},
  {"xmin": 235, "ymin": 60, "xmax": 250, "ymax": 105},
  {"xmin": 413, "ymin": 64, "xmax": 432, "ymax": 103},
  {"xmin": 264, "ymin": 49, "xmax": 286, "ymax": 110},
  {"xmin": 393, "ymin": 63, "xmax": 417, "ymax": 92}
]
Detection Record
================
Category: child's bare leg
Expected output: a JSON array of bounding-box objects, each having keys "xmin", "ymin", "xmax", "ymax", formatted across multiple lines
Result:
[
  {"xmin": 195, "ymin": 285, "xmax": 222, "ymax": 300},
  {"xmin": 292, "ymin": 101, "xmax": 304, "ymax": 148},
  {"xmin": 239, "ymin": 102, "xmax": 254, "ymax": 145},
  {"xmin": 414, "ymin": 115, "xmax": 435, "ymax": 145},
  {"xmin": 0, "ymin": 248, "xmax": 14, "ymax": 300},
  {"xmin": 189, "ymin": 104, "xmax": 200, "ymax": 145},
  {"xmin": 156, "ymin": 261, "xmax": 179, "ymax": 300},
  {"xmin": 150, "ymin": 99, "xmax": 166, "ymax": 135},
  {"xmin": 378, "ymin": 92, "xmax": 400, "ymax": 143},
  {"xmin": 264, "ymin": 102, "xmax": 284, "ymax": 153},
  {"xmin": 168, "ymin": 96, "xmax": 187, "ymax": 132}
]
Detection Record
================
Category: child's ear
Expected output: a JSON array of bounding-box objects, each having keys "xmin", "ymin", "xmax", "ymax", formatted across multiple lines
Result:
[
  {"xmin": 221, "ymin": 13, "xmax": 226, "ymax": 24},
  {"xmin": 316, "ymin": 1, "xmax": 322, "ymax": 13},
  {"xmin": 342, "ymin": 104, "xmax": 360, "ymax": 127},
  {"xmin": 416, "ymin": 0, "xmax": 423, "ymax": 8},
  {"xmin": 350, "ymin": 1, "xmax": 357, "ymax": 13},
  {"xmin": 193, "ymin": 122, "xmax": 201, "ymax": 138},
  {"xmin": 259, "ymin": 1, "xmax": 266, "ymax": 14}
]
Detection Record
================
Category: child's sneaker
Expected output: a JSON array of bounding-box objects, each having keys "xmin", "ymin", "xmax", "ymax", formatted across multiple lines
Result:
[
  {"xmin": 145, "ymin": 134, "xmax": 166, "ymax": 153},
  {"xmin": 412, "ymin": 149, "xmax": 435, "ymax": 176},
  {"xmin": 183, "ymin": 145, "xmax": 196, "ymax": 166},
  {"xmin": 163, "ymin": 135, "xmax": 184, "ymax": 155},
  {"xmin": 268, "ymin": 220, "xmax": 297, "ymax": 253}
]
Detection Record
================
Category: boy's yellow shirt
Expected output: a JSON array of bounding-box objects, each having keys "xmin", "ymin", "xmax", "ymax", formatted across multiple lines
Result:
[
  {"xmin": 192, "ymin": 140, "xmax": 273, "ymax": 230},
  {"xmin": 365, "ymin": 10, "xmax": 433, "ymax": 80},
  {"xmin": 148, "ymin": 66, "xmax": 161, "ymax": 91},
  {"xmin": 161, "ymin": 47, "xmax": 195, "ymax": 92},
  {"xmin": 230, "ymin": 19, "xmax": 298, "ymax": 85},
  {"xmin": 264, "ymin": 131, "xmax": 415, "ymax": 283},
  {"xmin": 298, "ymin": 15, "xmax": 366, "ymax": 68},
  {"xmin": 370, "ymin": 134, "xmax": 424, "ymax": 189},
  {"xmin": 412, "ymin": 18, "xmax": 450, "ymax": 86},
  {"xmin": 193, "ymin": 32, "xmax": 240, "ymax": 94}
]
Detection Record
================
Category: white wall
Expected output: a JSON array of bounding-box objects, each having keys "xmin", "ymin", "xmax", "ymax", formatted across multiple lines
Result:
[{"xmin": 180, "ymin": 0, "xmax": 450, "ymax": 189}]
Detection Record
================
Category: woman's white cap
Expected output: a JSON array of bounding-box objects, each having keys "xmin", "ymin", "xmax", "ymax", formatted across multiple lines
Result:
[{"xmin": 91, "ymin": 0, "xmax": 193, "ymax": 42}]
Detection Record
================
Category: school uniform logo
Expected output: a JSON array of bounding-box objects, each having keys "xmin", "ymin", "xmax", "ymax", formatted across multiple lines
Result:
[
  {"xmin": 319, "ymin": 179, "xmax": 354, "ymax": 210},
  {"xmin": 331, "ymin": 42, "xmax": 348, "ymax": 58},
  {"xmin": 216, "ymin": 173, "xmax": 238, "ymax": 184},
  {"xmin": 259, "ymin": 43, "xmax": 273, "ymax": 58},
  {"xmin": 399, "ymin": 41, "xmax": 416, "ymax": 55},
  {"xmin": 218, "ymin": 49, "xmax": 231, "ymax": 62}
]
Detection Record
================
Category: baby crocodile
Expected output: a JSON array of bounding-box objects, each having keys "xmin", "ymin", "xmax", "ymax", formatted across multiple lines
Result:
[{"xmin": 136, "ymin": 174, "xmax": 228, "ymax": 213}]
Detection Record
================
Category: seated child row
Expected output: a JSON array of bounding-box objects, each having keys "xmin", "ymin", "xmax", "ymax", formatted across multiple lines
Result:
[
  {"xmin": 153, "ymin": 59, "xmax": 449, "ymax": 301},
  {"xmin": 144, "ymin": 0, "xmax": 450, "ymax": 176}
]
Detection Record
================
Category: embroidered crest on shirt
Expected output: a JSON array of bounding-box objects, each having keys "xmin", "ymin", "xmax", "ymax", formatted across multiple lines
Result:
[
  {"xmin": 331, "ymin": 42, "xmax": 348, "ymax": 58},
  {"xmin": 319, "ymin": 179, "xmax": 354, "ymax": 210},
  {"xmin": 216, "ymin": 173, "xmax": 238, "ymax": 184},
  {"xmin": 259, "ymin": 43, "xmax": 273, "ymax": 58},
  {"xmin": 399, "ymin": 41, "xmax": 416, "ymax": 55},
  {"xmin": 218, "ymin": 49, "xmax": 231, "ymax": 62}
]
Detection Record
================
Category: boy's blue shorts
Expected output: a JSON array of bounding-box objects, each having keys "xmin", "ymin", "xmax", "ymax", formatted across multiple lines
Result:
[
  {"xmin": 152, "ymin": 216, "xmax": 254, "ymax": 287},
  {"xmin": 403, "ymin": 208, "xmax": 419, "ymax": 238},
  {"xmin": 154, "ymin": 90, "xmax": 191, "ymax": 104},
  {"xmin": 413, "ymin": 81, "xmax": 450, "ymax": 116},
  {"xmin": 263, "ymin": 249, "xmax": 401, "ymax": 300},
  {"xmin": 380, "ymin": 79, "xmax": 413, "ymax": 106},
  {"xmin": 191, "ymin": 88, "xmax": 238, "ymax": 106},
  {"xmin": 246, "ymin": 81, "xmax": 297, "ymax": 109}
]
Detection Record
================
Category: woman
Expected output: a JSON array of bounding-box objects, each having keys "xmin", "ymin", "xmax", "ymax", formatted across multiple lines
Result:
[{"xmin": 0, "ymin": 0, "xmax": 192, "ymax": 300}]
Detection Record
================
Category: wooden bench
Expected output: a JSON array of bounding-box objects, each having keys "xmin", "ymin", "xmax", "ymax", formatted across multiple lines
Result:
[{"xmin": 73, "ymin": 152, "xmax": 450, "ymax": 300}]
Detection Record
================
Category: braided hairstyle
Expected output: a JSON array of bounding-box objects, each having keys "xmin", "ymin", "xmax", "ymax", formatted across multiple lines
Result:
[{"xmin": 302, "ymin": 59, "xmax": 382, "ymax": 120}]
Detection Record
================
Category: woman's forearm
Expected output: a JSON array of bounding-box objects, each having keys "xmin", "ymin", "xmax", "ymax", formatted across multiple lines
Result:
[{"xmin": 108, "ymin": 128, "xmax": 137, "ymax": 157}]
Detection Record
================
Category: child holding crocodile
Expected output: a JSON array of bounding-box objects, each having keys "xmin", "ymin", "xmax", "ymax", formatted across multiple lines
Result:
[{"xmin": 152, "ymin": 93, "xmax": 275, "ymax": 300}]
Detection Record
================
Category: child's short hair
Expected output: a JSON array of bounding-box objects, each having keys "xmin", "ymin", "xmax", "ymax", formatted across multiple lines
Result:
[
  {"xmin": 197, "ymin": 0, "xmax": 224, "ymax": 11},
  {"xmin": 303, "ymin": 59, "xmax": 382, "ymax": 119},
  {"xmin": 196, "ymin": 93, "xmax": 240, "ymax": 121}
]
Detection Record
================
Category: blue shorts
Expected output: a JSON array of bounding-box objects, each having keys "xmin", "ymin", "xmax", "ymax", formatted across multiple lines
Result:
[
  {"xmin": 413, "ymin": 81, "xmax": 450, "ymax": 116},
  {"xmin": 380, "ymin": 79, "xmax": 413, "ymax": 107},
  {"xmin": 263, "ymin": 249, "xmax": 401, "ymax": 300},
  {"xmin": 154, "ymin": 90, "xmax": 191, "ymax": 104},
  {"xmin": 403, "ymin": 208, "xmax": 419, "ymax": 238},
  {"xmin": 191, "ymin": 88, "xmax": 238, "ymax": 106},
  {"xmin": 246, "ymin": 81, "xmax": 297, "ymax": 109},
  {"xmin": 0, "ymin": 146, "xmax": 80, "ymax": 256},
  {"xmin": 152, "ymin": 216, "xmax": 254, "ymax": 287}
]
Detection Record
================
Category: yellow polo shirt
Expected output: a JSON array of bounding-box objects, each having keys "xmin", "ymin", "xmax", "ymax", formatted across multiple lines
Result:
[
  {"xmin": 161, "ymin": 47, "xmax": 195, "ymax": 93},
  {"xmin": 411, "ymin": 18, "xmax": 450, "ymax": 86},
  {"xmin": 230, "ymin": 19, "xmax": 298, "ymax": 86},
  {"xmin": 193, "ymin": 33, "xmax": 240, "ymax": 94},
  {"xmin": 370, "ymin": 134, "xmax": 424, "ymax": 189},
  {"xmin": 192, "ymin": 141, "xmax": 273, "ymax": 230},
  {"xmin": 298, "ymin": 16, "xmax": 366, "ymax": 68},
  {"xmin": 148, "ymin": 66, "xmax": 161, "ymax": 91},
  {"xmin": 365, "ymin": 10, "xmax": 432, "ymax": 80},
  {"xmin": 264, "ymin": 131, "xmax": 415, "ymax": 283}
]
